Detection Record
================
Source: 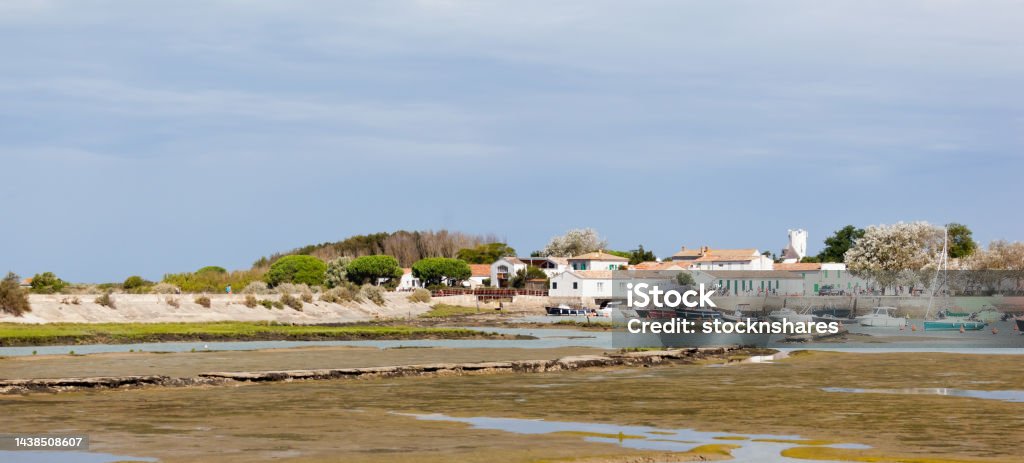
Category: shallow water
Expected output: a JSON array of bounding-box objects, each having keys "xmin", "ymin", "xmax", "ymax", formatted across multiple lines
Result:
[
  {"xmin": 0, "ymin": 450, "xmax": 156, "ymax": 463},
  {"xmin": 406, "ymin": 413, "xmax": 868, "ymax": 463},
  {"xmin": 822, "ymin": 387, "xmax": 1024, "ymax": 402},
  {"xmin": 1, "ymin": 324, "xmax": 1023, "ymax": 357}
]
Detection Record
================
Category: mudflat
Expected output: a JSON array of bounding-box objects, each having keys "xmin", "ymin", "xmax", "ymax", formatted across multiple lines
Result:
[{"xmin": 1, "ymin": 350, "xmax": 1021, "ymax": 462}]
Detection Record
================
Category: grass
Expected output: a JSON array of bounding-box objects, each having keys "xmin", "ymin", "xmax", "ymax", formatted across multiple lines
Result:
[
  {"xmin": 0, "ymin": 322, "xmax": 494, "ymax": 346},
  {"xmin": 419, "ymin": 304, "xmax": 480, "ymax": 318}
]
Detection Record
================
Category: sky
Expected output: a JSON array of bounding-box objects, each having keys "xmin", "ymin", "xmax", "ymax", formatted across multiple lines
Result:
[{"xmin": 1, "ymin": 0, "xmax": 1022, "ymax": 282}]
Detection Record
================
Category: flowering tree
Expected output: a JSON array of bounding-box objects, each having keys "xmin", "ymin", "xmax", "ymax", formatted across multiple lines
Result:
[
  {"xmin": 844, "ymin": 221, "xmax": 944, "ymax": 294},
  {"xmin": 541, "ymin": 228, "xmax": 608, "ymax": 257}
]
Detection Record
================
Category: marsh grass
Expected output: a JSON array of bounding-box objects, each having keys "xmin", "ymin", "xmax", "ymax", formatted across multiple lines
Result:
[
  {"xmin": 419, "ymin": 304, "xmax": 479, "ymax": 318},
  {"xmin": 0, "ymin": 322, "xmax": 486, "ymax": 346}
]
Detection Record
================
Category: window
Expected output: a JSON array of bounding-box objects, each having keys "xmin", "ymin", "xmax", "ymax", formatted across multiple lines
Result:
[
  {"xmin": 597, "ymin": 282, "xmax": 604, "ymax": 291},
  {"xmin": 572, "ymin": 282, "xmax": 578, "ymax": 290},
  {"xmin": 551, "ymin": 282, "xmax": 557, "ymax": 290}
]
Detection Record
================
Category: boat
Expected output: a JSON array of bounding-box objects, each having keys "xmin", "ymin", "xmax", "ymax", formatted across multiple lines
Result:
[
  {"xmin": 812, "ymin": 313, "xmax": 856, "ymax": 325},
  {"xmin": 719, "ymin": 309, "xmax": 747, "ymax": 322},
  {"xmin": 810, "ymin": 304, "xmax": 855, "ymax": 325},
  {"xmin": 1017, "ymin": 317, "xmax": 1024, "ymax": 333},
  {"xmin": 857, "ymin": 307, "xmax": 907, "ymax": 327},
  {"xmin": 972, "ymin": 306, "xmax": 1002, "ymax": 323},
  {"xmin": 545, "ymin": 304, "xmax": 590, "ymax": 316},
  {"xmin": 923, "ymin": 319, "xmax": 987, "ymax": 331},
  {"xmin": 768, "ymin": 307, "xmax": 813, "ymax": 323},
  {"xmin": 674, "ymin": 307, "xmax": 723, "ymax": 320}
]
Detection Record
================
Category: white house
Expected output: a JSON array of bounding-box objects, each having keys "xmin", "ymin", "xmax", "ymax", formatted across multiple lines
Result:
[
  {"xmin": 549, "ymin": 270, "xmax": 616, "ymax": 299},
  {"xmin": 780, "ymin": 229, "xmax": 808, "ymax": 263},
  {"xmin": 773, "ymin": 262, "xmax": 869, "ymax": 295},
  {"xmin": 466, "ymin": 264, "xmax": 492, "ymax": 288},
  {"xmin": 670, "ymin": 246, "xmax": 773, "ymax": 271},
  {"xmin": 693, "ymin": 270, "xmax": 805, "ymax": 296},
  {"xmin": 490, "ymin": 256, "xmax": 568, "ymax": 287},
  {"xmin": 395, "ymin": 268, "xmax": 423, "ymax": 291},
  {"xmin": 567, "ymin": 251, "xmax": 628, "ymax": 271}
]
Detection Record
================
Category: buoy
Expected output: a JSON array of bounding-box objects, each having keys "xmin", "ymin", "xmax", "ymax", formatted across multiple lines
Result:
[
  {"xmin": 1014, "ymin": 324, "xmax": 1019, "ymax": 331},
  {"xmin": 959, "ymin": 325, "xmax": 965, "ymax": 334},
  {"xmin": 992, "ymin": 327, "xmax": 998, "ymax": 335},
  {"xmin": 911, "ymin": 324, "xmax": 917, "ymax": 332}
]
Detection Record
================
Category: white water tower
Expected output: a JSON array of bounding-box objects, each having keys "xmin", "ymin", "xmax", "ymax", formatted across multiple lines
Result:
[{"xmin": 781, "ymin": 229, "xmax": 807, "ymax": 263}]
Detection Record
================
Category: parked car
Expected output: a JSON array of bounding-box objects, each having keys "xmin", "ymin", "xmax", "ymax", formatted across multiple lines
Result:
[{"xmin": 818, "ymin": 285, "xmax": 844, "ymax": 296}]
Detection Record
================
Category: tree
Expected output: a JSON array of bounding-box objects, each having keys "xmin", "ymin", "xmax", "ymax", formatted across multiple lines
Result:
[
  {"xmin": 542, "ymin": 228, "xmax": 608, "ymax": 257},
  {"xmin": 196, "ymin": 266, "xmax": 227, "ymax": 274},
  {"xmin": 324, "ymin": 257, "xmax": 353, "ymax": 288},
  {"xmin": 29, "ymin": 272, "xmax": 66, "ymax": 294},
  {"xmin": 800, "ymin": 256, "xmax": 821, "ymax": 263},
  {"xmin": 265, "ymin": 255, "xmax": 328, "ymax": 287},
  {"xmin": 412, "ymin": 258, "xmax": 472, "ymax": 286},
  {"xmin": 456, "ymin": 242, "xmax": 517, "ymax": 264},
  {"xmin": 946, "ymin": 222, "xmax": 977, "ymax": 259},
  {"xmin": 123, "ymin": 275, "xmax": 153, "ymax": 292},
  {"xmin": 346, "ymin": 255, "xmax": 402, "ymax": 285},
  {"xmin": 628, "ymin": 245, "xmax": 656, "ymax": 265},
  {"xmin": 845, "ymin": 222, "xmax": 944, "ymax": 293},
  {"xmin": 817, "ymin": 225, "xmax": 865, "ymax": 263},
  {"xmin": 1, "ymin": 272, "xmax": 31, "ymax": 316},
  {"xmin": 510, "ymin": 266, "xmax": 548, "ymax": 288},
  {"xmin": 675, "ymin": 271, "xmax": 695, "ymax": 286}
]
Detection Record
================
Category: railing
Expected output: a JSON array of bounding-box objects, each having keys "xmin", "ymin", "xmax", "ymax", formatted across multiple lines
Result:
[{"xmin": 431, "ymin": 288, "xmax": 549, "ymax": 297}]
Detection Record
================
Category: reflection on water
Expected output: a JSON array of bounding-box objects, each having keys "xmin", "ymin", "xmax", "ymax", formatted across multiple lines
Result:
[
  {"xmin": 404, "ymin": 413, "xmax": 869, "ymax": 463},
  {"xmin": 822, "ymin": 387, "xmax": 1024, "ymax": 402},
  {"xmin": 0, "ymin": 450, "xmax": 156, "ymax": 463}
]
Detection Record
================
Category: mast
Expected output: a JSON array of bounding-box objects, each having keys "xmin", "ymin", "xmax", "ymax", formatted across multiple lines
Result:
[{"xmin": 925, "ymin": 227, "xmax": 948, "ymax": 319}]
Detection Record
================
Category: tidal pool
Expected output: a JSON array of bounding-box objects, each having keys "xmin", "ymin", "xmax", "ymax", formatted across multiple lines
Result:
[
  {"xmin": 406, "ymin": 413, "xmax": 869, "ymax": 463},
  {"xmin": 822, "ymin": 387, "xmax": 1024, "ymax": 402}
]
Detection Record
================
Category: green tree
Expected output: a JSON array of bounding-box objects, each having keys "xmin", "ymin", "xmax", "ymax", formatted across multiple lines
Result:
[
  {"xmin": 122, "ymin": 275, "xmax": 153, "ymax": 292},
  {"xmin": 628, "ymin": 245, "xmax": 656, "ymax": 265},
  {"xmin": 1, "ymin": 272, "xmax": 31, "ymax": 316},
  {"xmin": 196, "ymin": 266, "xmax": 227, "ymax": 274},
  {"xmin": 456, "ymin": 243, "xmax": 516, "ymax": 264},
  {"xmin": 265, "ymin": 255, "xmax": 328, "ymax": 287},
  {"xmin": 412, "ymin": 258, "xmax": 472, "ymax": 286},
  {"xmin": 946, "ymin": 222, "xmax": 977, "ymax": 259},
  {"xmin": 817, "ymin": 225, "xmax": 866, "ymax": 263},
  {"xmin": 324, "ymin": 257, "xmax": 353, "ymax": 288},
  {"xmin": 510, "ymin": 266, "xmax": 548, "ymax": 288},
  {"xmin": 29, "ymin": 272, "xmax": 66, "ymax": 294},
  {"xmin": 346, "ymin": 255, "xmax": 402, "ymax": 285},
  {"xmin": 675, "ymin": 271, "xmax": 695, "ymax": 286},
  {"xmin": 800, "ymin": 256, "xmax": 822, "ymax": 263}
]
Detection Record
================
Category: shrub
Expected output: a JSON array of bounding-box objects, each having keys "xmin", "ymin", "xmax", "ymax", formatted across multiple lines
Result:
[
  {"xmin": 274, "ymin": 282, "xmax": 311, "ymax": 295},
  {"xmin": 95, "ymin": 292, "xmax": 116, "ymax": 309},
  {"xmin": 320, "ymin": 283, "xmax": 360, "ymax": 304},
  {"xmin": 166, "ymin": 297, "xmax": 180, "ymax": 308},
  {"xmin": 360, "ymin": 285, "xmax": 386, "ymax": 306},
  {"xmin": 407, "ymin": 288, "xmax": 432, "ymax": 303},
  {"xmin": 0, "ymin": 272, "xmax": 31, "ymax": 316},
  {"xmin": 30, "ymin": 272, "xmax": 66, "ymax": 294},
  {"xmin": 259, "ymin": 299, "xmax": 275, "ymax": 310},
  {"xmin": 162, "ymin": 269, "xmax": 265, "ymax": 294},
  {"xmin": 194, "ymin": 295, "xmax": 211, "ymax": 308},
  {"xmin": 411, "ymin": 258, "xmax": 472, "ymax": 287},
  {"xmin": 265, "ymin": 255, "xmax": 327, "ymax": 287},
  {"xmin": 244, "ymin": 294, "xmax": 258, "ymax": 308},
  {"xmin": 280, "ymin": 293, "xmax": 302, "ymax": 310},
  {"xmin": 123, "ymin": 275, "xmax": 153, "ymax": 293},
  {"xmin": 346, "ymin": 255, "xmax": 402, "ymax": 285},
  {"xmin": 325, "ymin": 257, "xmax": 353, "ymax": 288},
  {"xmin": 240, "ymin": 281, "xmax": 271, "ymax": 294},
  {"xmin": 60, "ymin": 296, "xmax": 81, "ymax": 305},
  {"xmin": 150, "ymin": 283, "xmax": 181, "ymax": 294},
  {"xmin": 300, "ymin": 290, "xmax": 314, "ymax": 303}
]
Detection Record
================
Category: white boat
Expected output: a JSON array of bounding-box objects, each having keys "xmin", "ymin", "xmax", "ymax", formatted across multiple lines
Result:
[
  {"xmin": 857, "ymin": 307, "xmax": 907, "ymax": 327},
  {"xmin": 768, "ymin": 307, "xmax": 814, "ymax": 323},
  {"xmin": 972, "ymin": 306, "xmax": 1002, "ymax": 323}
]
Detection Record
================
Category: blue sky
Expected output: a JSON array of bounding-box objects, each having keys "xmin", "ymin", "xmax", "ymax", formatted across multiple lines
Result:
[{"xmin": 2, "ymin": 1, "xmax": 1022, "ymax": 282}]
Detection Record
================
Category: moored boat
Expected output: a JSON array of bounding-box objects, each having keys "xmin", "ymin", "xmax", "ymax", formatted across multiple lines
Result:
[
  {"xmin": 923, "ymin": 319, "xmax": 987, "ymax": 331},
  {"xmin": 857, "ymin": 307, "xmax": 906, "ymax": 328},
  {"xmin": 545, "ymin": 304, "xmax": 590, "ymax": 316},
  {"xmin": 768, "ymin": 307, "xmax": 813, "ymax": 323},
  {"xmin": 1016, "ymin": 317, "xmax": 1024, "ymax": 333}
]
